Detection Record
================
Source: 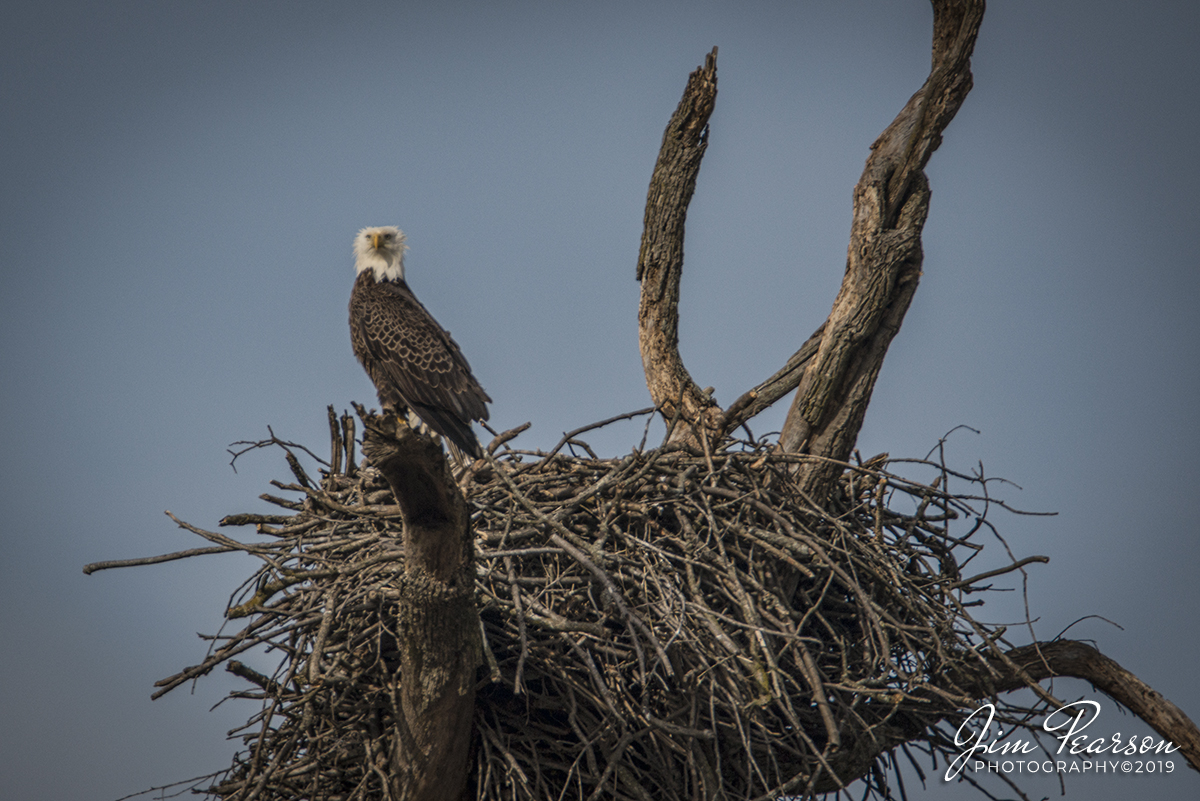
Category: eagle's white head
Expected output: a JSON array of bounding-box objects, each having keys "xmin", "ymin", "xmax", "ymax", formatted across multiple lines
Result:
[{"xmin": 354, "ymin": 225, "xmax": 407, "ymax": 282}]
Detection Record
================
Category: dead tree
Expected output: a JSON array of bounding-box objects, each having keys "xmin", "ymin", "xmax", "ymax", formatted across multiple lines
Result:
[
  {"xmin": 86, "ymin": 1, "xmax": 1199, "ymax": 799},
  {"xmin": 639, "ymin": 4, "xmax": 980, "ymax": 500},
  {"xmin": 636, "ymin": 0, "xmax": 1200, "ymax": 789}
]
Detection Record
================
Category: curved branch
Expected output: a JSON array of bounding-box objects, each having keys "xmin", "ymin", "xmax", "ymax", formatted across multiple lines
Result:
[
  {"xmin": 636, "ymin": 47, "xmax": 723, "ymax": 445},
  {"xmin": 969, "ymin": 640, "xmax": 1200, "ymax": 773},
  {"xmin": 811, "ymin": 638, "xmax": 1200, "ymax": 792},
  {"xmin": 779, "ymin": 0, "xmax": 985, "ymax": 501}
]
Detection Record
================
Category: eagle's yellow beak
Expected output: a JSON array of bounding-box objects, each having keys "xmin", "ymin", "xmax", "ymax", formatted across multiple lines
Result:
[{"xmin": 371, "ymin": 233, "xmax": 384, "ymax": 249}]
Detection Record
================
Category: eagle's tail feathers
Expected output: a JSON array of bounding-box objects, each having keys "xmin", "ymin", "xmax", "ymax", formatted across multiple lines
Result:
[{"xmin": 412, "ymin": 404, "xmax": 483, "ymax": 460}]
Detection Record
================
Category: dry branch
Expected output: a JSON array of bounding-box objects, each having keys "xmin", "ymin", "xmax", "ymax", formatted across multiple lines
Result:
[
  {"xmin": 779, "ymin": 0, "xmax": 986, "ymax": 503},
  {"xmin": 968, "ymin": 640, "xmax": 1200, "ymax": 772},
  {"xmin": 636, "ymin": 46, "xmax": 724, "ymax": 446}
]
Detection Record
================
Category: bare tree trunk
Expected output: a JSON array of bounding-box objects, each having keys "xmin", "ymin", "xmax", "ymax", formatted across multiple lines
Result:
[{"xmin": 360, "ymin": 411, "xmax": 478, "ymax": 801}]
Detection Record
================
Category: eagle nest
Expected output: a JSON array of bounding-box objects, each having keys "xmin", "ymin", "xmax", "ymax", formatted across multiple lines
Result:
[{"xmin": 139, "ymin": 407, "xmax": 1050, "ymax": 801}]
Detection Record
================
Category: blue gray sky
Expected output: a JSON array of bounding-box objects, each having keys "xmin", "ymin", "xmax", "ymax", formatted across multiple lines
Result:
[{"xmin": 2, "ymin": 1, "xmax": 1198, "ymax": 799}]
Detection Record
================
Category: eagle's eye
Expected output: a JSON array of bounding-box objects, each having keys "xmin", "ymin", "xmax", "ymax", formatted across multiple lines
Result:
[{"xmin": 383, "ymin": 233, "xmax": 393, "ymax": 240}]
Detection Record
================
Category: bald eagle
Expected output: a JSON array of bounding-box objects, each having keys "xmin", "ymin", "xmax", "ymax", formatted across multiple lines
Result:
[{"xmin": 349, "ymin": 226, "xmax": 491, "ymax": 459}]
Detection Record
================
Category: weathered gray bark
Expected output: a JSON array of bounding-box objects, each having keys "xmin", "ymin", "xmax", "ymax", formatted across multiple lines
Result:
[
  {"xmin": 360, "ymin": 411, "xmax": 478, "ymax": 801},
  {"xmin": 635, "ymin": 47, "xmax": 826, "ymax": 449}
]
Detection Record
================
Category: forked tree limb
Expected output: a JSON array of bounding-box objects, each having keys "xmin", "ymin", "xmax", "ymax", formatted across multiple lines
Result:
[
  {"xmin": 637, "ymin": 1, "xmax": 984, "ymax": 477},
  {"xmin": 780, "ymin": 0, "xmax": 985, "ymax": 501},
  {"xmin": 358, "ymin": 409, "xmax": 478, "ymax": 801}
]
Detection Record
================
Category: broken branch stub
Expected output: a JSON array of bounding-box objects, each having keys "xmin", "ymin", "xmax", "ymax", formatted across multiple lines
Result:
[{"xmin": 359, "ymin": 410, "xmax": 479, "ymax": 801}]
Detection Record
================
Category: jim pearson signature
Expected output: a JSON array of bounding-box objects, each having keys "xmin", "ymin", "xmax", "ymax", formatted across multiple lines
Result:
[{"xmin": 946, "ymin": 700, "xmax": 1180, "ymax": 780}]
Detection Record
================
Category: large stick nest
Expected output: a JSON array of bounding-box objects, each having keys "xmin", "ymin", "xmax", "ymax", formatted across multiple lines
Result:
[{"xmin": 136, "ymin": 407, "xmax": 1050, "ymax": 801}]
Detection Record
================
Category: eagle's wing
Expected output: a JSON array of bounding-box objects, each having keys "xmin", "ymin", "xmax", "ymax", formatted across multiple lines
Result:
[{"xmin": 350, "ymin": 277, "xmax": 490, "ymax": 455}]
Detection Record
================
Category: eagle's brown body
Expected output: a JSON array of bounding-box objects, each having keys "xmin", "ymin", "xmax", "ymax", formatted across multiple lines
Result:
[{"xmin": 349, "ymin": 269, "xmax": 490, "ymax": 458}]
